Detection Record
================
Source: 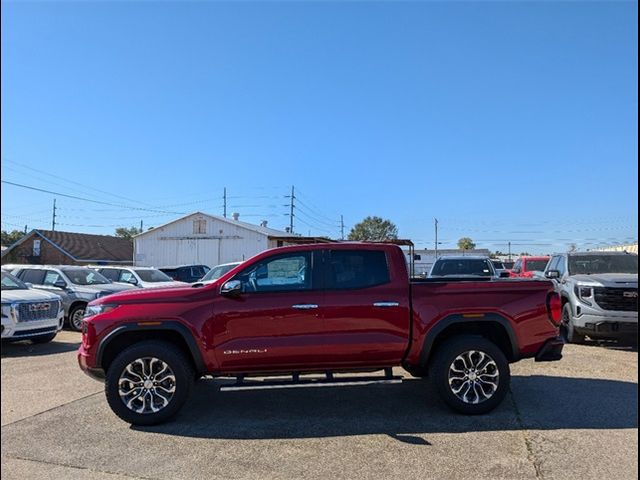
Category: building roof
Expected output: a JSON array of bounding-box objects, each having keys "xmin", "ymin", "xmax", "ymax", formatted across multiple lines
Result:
[
  {"xmin": 133, "ymin": 212, "xmax": 324, "ymax": 240},
  {"xmin": 1, "ymin": 230, "xmax": 133, "ymax": 263}
]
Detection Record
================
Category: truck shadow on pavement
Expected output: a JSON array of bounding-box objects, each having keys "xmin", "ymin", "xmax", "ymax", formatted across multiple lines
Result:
[
  {"xmin": 0, "ymin": 339, "xmax": 80, "ymax": 358},
  {"xmin": 134, "ymin": 375, "xmax": 638, "ymax": 440}
]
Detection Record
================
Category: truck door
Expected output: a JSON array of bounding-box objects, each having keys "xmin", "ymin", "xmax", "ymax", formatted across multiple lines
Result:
[
  {"xmin": 321, "ymin": 248, "xmax": 411, "ymax": 367},
  {"xmin": 210, "ymin": 249, "xmax": 326, "ymax": 371}
]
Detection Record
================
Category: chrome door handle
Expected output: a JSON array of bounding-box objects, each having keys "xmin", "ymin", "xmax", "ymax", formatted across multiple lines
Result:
[
  {"xmin": 292, "ymin": 304, "xmax": 319, "ymax": 310},
  {"xmin": 373, "ymin": 302, "xmax": 400, "ymax": 307}
]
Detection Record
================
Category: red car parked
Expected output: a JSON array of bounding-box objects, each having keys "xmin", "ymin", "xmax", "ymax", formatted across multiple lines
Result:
[
  {"xmin": 78, "ymin": 243, "xmax": 563, "ymax": 425},
  {"xmin": 510, "ymin": 256, "xmax": 551, "ymax": 278}
]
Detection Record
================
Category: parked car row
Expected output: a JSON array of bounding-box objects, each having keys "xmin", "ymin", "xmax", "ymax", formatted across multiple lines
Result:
[{"xmin": 0, "ymin": 261, "xmax": 246, "ymax": 333}]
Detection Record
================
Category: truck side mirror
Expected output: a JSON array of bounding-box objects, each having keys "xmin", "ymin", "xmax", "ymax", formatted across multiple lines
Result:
[
  {"xmin": 220, "ymin": 280, "xmax": 242, "ymax": 296},
  {"xmin": 53, "ymin": 279, "xmax": 67, "ymax": 289},
  {"xmin": 545, "ymin": 270, "xmax": 560, "ymax": 279},
  {"xmin": 499, "ymin": 271, "xmax": 511, "ymax": 278}
]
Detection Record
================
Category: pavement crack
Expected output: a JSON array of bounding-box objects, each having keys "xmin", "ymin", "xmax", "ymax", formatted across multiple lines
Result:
[
  {"xmin": 5, "ymin": 454, "xmax": 158, "ymax": 480},
  {"xmin": 1, "ymin": 390, "xmax": 102, "ymax": 428},
  {"xmin": 510, "ymin": 388, "xmax": 544, "ymax": 480}
]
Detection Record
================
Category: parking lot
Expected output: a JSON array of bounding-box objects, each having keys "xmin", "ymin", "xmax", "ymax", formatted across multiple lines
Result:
[{"xmin": 0, "ymin": 331, "xmax": 637, "ymax": 480}]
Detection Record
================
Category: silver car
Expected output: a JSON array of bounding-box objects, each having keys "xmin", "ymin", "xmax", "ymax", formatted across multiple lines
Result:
[{"xmin": 11, "ymin": 265, "xmax": 136, "ymax": 331}]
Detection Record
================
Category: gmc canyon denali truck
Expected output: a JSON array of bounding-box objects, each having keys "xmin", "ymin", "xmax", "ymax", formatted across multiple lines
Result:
[
  {"xmin": 543, "ymin": 251, "xmax": 638, "ymax": 343},
  {"xmin": 78, "ymin": 243, "xmax": 564, "ymax": 425}
]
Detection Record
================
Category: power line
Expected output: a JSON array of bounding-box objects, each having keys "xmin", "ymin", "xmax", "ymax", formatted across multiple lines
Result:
[{"xmin": 1, "ymin": 180, "xmax": 187, "ymax": 215}]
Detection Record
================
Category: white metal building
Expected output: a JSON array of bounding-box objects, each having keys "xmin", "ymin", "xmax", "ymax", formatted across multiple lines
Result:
[{"xmin": 133, "ymin": 212, "xmax": 311, "ymax": 268}]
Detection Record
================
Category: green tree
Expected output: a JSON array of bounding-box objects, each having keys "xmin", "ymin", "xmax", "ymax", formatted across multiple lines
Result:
[
  {"xmin": 1, "ymin": 230, "xmax": 25, "ymax": 247},
  {"xmin": 114, "ymin": 226, "xmax": 143, "ymax": 240},
  {"xmin": 348, "ymin": 216, "xmax": 398, "ymax": 242},
  {"xmin": 457, "ymin": 237, "xmax": 476, "ymax": 250}
]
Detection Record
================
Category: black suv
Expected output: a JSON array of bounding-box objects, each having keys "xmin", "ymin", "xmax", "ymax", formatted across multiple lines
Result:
[{"xmin": 159, "ymin": 265, "xmax": 210, "ymax": 283}]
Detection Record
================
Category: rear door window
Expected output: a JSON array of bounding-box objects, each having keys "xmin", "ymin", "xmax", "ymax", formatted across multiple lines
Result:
[
  {"xmin": 99, "ymin": 269, "xmax": 120, "ymax": 282},
  {"xmin": 19, "ymin": 269, "xmax": 46, "ymax": 284},
  {"xmin": 327, "ymin": 250, "xmax": 390, "ymax": 289}
]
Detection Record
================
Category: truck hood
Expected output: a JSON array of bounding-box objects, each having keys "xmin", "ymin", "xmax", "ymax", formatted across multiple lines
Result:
[
  {"xmin": 89, "ymin": 282, "xmax": 209, "ymax": 305},
  {"xmin": 571, "ymin": 273, "xmax": 638, "ymax": 288},
  {"xmin": 1, "ymin": 288, "xmax": 62, "ymax": 302}
]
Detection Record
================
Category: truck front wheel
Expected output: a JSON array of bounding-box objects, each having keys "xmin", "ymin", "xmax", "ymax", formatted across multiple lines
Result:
[
  {"xmin": 560, "ymin": 304, "xmax": 586, "ymax": 344},
  {"xmin": 105, "ymin": 341, "xmax": 194, "ymax": 425},
  {"xmin": 430, "ymin": 336, "xmax": 510, "ymax": 415}
]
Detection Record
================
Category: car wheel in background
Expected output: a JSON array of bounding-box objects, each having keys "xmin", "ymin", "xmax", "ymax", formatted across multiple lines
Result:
[
  {"xmin": 68, "ymin": 304, "xmax": 86, "ymax": 331},
  {"xmin": 560, "ymin": 304, "xmax": 586, "ymax": 344},
  {"xmin": 105, "ymin": 340, "xmax": 194, "ymax": 425},
  {"xmin": 430, "ymin": 335, "xmax": 510, "ymax": 415}
]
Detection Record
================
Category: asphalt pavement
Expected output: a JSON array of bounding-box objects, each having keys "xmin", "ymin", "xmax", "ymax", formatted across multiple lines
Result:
[{"xmin": 1, "ymin": 331, "xmax": 637, "ymax": 480}]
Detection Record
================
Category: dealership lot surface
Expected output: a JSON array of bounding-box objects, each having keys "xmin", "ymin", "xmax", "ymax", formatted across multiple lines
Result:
[{"xmin": 1, "ymin": 331, "xmax": 637, "ymax": 480}]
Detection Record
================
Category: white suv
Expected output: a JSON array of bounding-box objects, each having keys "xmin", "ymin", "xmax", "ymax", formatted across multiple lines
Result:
[
  {"xmin": 1, "ymin": 272, "xmax": 64, "ymax": 343},
  {"xmin": 93, "ymin": 266, "xmax": 187, "ymax": 289}
]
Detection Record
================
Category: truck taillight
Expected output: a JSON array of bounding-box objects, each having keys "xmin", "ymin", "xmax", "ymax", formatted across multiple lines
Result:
[{"xmin": 547, "ymin": 293, "xmax": 562, "ymax": 325}]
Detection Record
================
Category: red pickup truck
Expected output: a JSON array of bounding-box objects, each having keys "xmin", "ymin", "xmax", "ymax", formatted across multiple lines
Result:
[{"xmin": 78, "ymin": 243, "xmax": 563, "ymax": 425}]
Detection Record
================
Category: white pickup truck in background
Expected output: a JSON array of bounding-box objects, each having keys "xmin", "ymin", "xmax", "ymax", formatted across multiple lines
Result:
[{"xmin": 1, "ymin": 272, "xmax": 64, "ymax": 344}]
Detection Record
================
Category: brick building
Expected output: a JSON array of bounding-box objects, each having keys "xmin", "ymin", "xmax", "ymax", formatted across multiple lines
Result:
[{"xmin": 1, "ymin": 230, "xmax": 133, "ymax": 266}]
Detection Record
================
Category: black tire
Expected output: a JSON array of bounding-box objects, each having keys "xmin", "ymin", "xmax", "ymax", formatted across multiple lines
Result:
[
  {"xmin": 67, "ymin": 304, "xmax": 87, "ymax": 332},
  {"xmin": 430, "ymin": 335, "xmax": 510, "ymax": 415},
  {"xmin": 560, "ymin": 304, "xmax": 586, "ymax": 344},
  {"xmin": 30, "ymin": 332, "xmax": 57, "ymax": 344},
  {"xmin": 105, "ymin": 340, "xmax": 194, "ymax": 425}
]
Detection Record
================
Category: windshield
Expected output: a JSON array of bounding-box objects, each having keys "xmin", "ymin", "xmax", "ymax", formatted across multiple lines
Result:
[
  {"xmin": 431, "ymin": 259, "xmax": 493, "ymax": 277},
  {"xmin": 525, "ymin": 259, "xmax": 549, "ymax": 272},
  {"xmin": 1, "ymin": 272, "xmax": 28, "ymax": 290},
  {"xmin": 135, "ymin": 269, "xmax": 174, "ymax": 282},
  {"xmin": 568, "ymin": 255, "xmax": 638, "ymax": 275},
  {"xmin": 62, "ymin": 268, "xmax": 110, "ymax": 285},
  {"xmin": 201, "ymin": 263, "xmax": 239, "ymax": 282},
  {"xmin": 491, "ymin": 260, "xmax": 505, "ymax": 270}
]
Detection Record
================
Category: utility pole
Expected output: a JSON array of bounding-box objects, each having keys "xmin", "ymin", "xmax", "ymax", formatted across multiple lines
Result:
[
  {"xmin": 434, "ymin": 218, "xmax": 439, "ymax": 258},
  {"xmin": 340, "ymin": 215, "xmax": 345, "ymax": 240},
  {"xmin": 288, "ymin": 185, "xmax": 295, "ymax": 233},
  {"xmin": 51, "ymin": 198, "xmax": 57, "ymax": 231},
  {"xmin": 223, "ymin": 187, "xmax": 227, "ymax": 218},
  {"xmin": 24, "ymin": 225, "xmax": 27, "ymax": 234},
  {"xmin": 508, "ymin": 241, "xmax": 512, "ymax": 262},
  {"xmin": 140, "ymin": 220, "xmax": 143, "ymax": 232}
]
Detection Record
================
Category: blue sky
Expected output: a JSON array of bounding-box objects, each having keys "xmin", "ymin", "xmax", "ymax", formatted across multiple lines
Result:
[{"xmin": 1, "ymin": 1, "xmax": 638, "ymax": 254}]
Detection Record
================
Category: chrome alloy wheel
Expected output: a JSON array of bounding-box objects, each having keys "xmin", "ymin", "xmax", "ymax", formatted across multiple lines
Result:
[
  {"xmin": 118, "ymin": 357, "xmax": 176, "ymax": 414},
  {"xmin": 448, "ymin": 350, "xmax": 499, "ymax": 404},
  {"xmin": 71, "ymin": 308, "xmax": 85, "ymax": 330}
]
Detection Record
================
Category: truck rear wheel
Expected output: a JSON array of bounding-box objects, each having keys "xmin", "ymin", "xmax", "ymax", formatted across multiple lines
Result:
[
  {"xmin": 105, "ymin": 340, "xmax": 194, "ymax": 425},
  {"xmin": 430, "ymin": 336, "xmax": 510, "ymax": 415}
]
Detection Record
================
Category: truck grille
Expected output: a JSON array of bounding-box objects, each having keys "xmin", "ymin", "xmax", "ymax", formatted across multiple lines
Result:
[
  {"xmin": 16, "ymin": 300, "xmax": 60, "ymax": 322},
  {"xmin": 593, "ymin": 288, "xmax": 638, "ymax": 312}
]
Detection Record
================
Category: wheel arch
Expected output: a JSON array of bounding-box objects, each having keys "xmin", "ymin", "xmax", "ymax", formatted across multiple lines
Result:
[
  {"xmin": 419, "ymin": 313, "xmax": 519, "ymax": 367},
  {"xmin": 97, "ymin": 322, "xmax": 206, "ymax": 375}
]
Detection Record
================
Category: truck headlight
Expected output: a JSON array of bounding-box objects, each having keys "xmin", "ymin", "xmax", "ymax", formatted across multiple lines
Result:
[
  {"xmin": 84, "ymin": 304, "xmax": 117, "ymax": 318},
  {"xmin": 574, "ymin": 285, "xmax": 593, "ymax": 305}
]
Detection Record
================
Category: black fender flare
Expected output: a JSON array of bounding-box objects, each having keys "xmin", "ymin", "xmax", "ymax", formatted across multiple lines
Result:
[
  {"xmin": 418, "ymin": 313, "xmax": 519, "ymax": 366},
  {"xmin": 96, "ymin": 321, "xmax": 206, "ymax": 374}
]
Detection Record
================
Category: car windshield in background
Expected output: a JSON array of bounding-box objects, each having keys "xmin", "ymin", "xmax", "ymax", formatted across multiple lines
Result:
[
  {"xmin": 62, "ymin": 268, "xmax": 110, "ymax": 285},
  {"xmin": 525, "ymin": 260, "xmax": 549, "ymax": 272},
  {"xmin": 491, "ymin": 261, "xmax": 505, "ymax": 270},
  {"xmin": 201, "ymin": 264, "xmax": 238, "ymax": 281},
  {"xmin": 431, "ymin": 259, "xmax": 493, "ymax": 277},
  {"xmin": 1, "ymin": 272, "xmax": 28, "ymax": 290},
  {"xmin": 135, "ymin": 269, "xmax": 173, "ymax": 282},
  {"xmin": 568, "ymin": 255, "xmax": 638, "ymax": 275}
]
